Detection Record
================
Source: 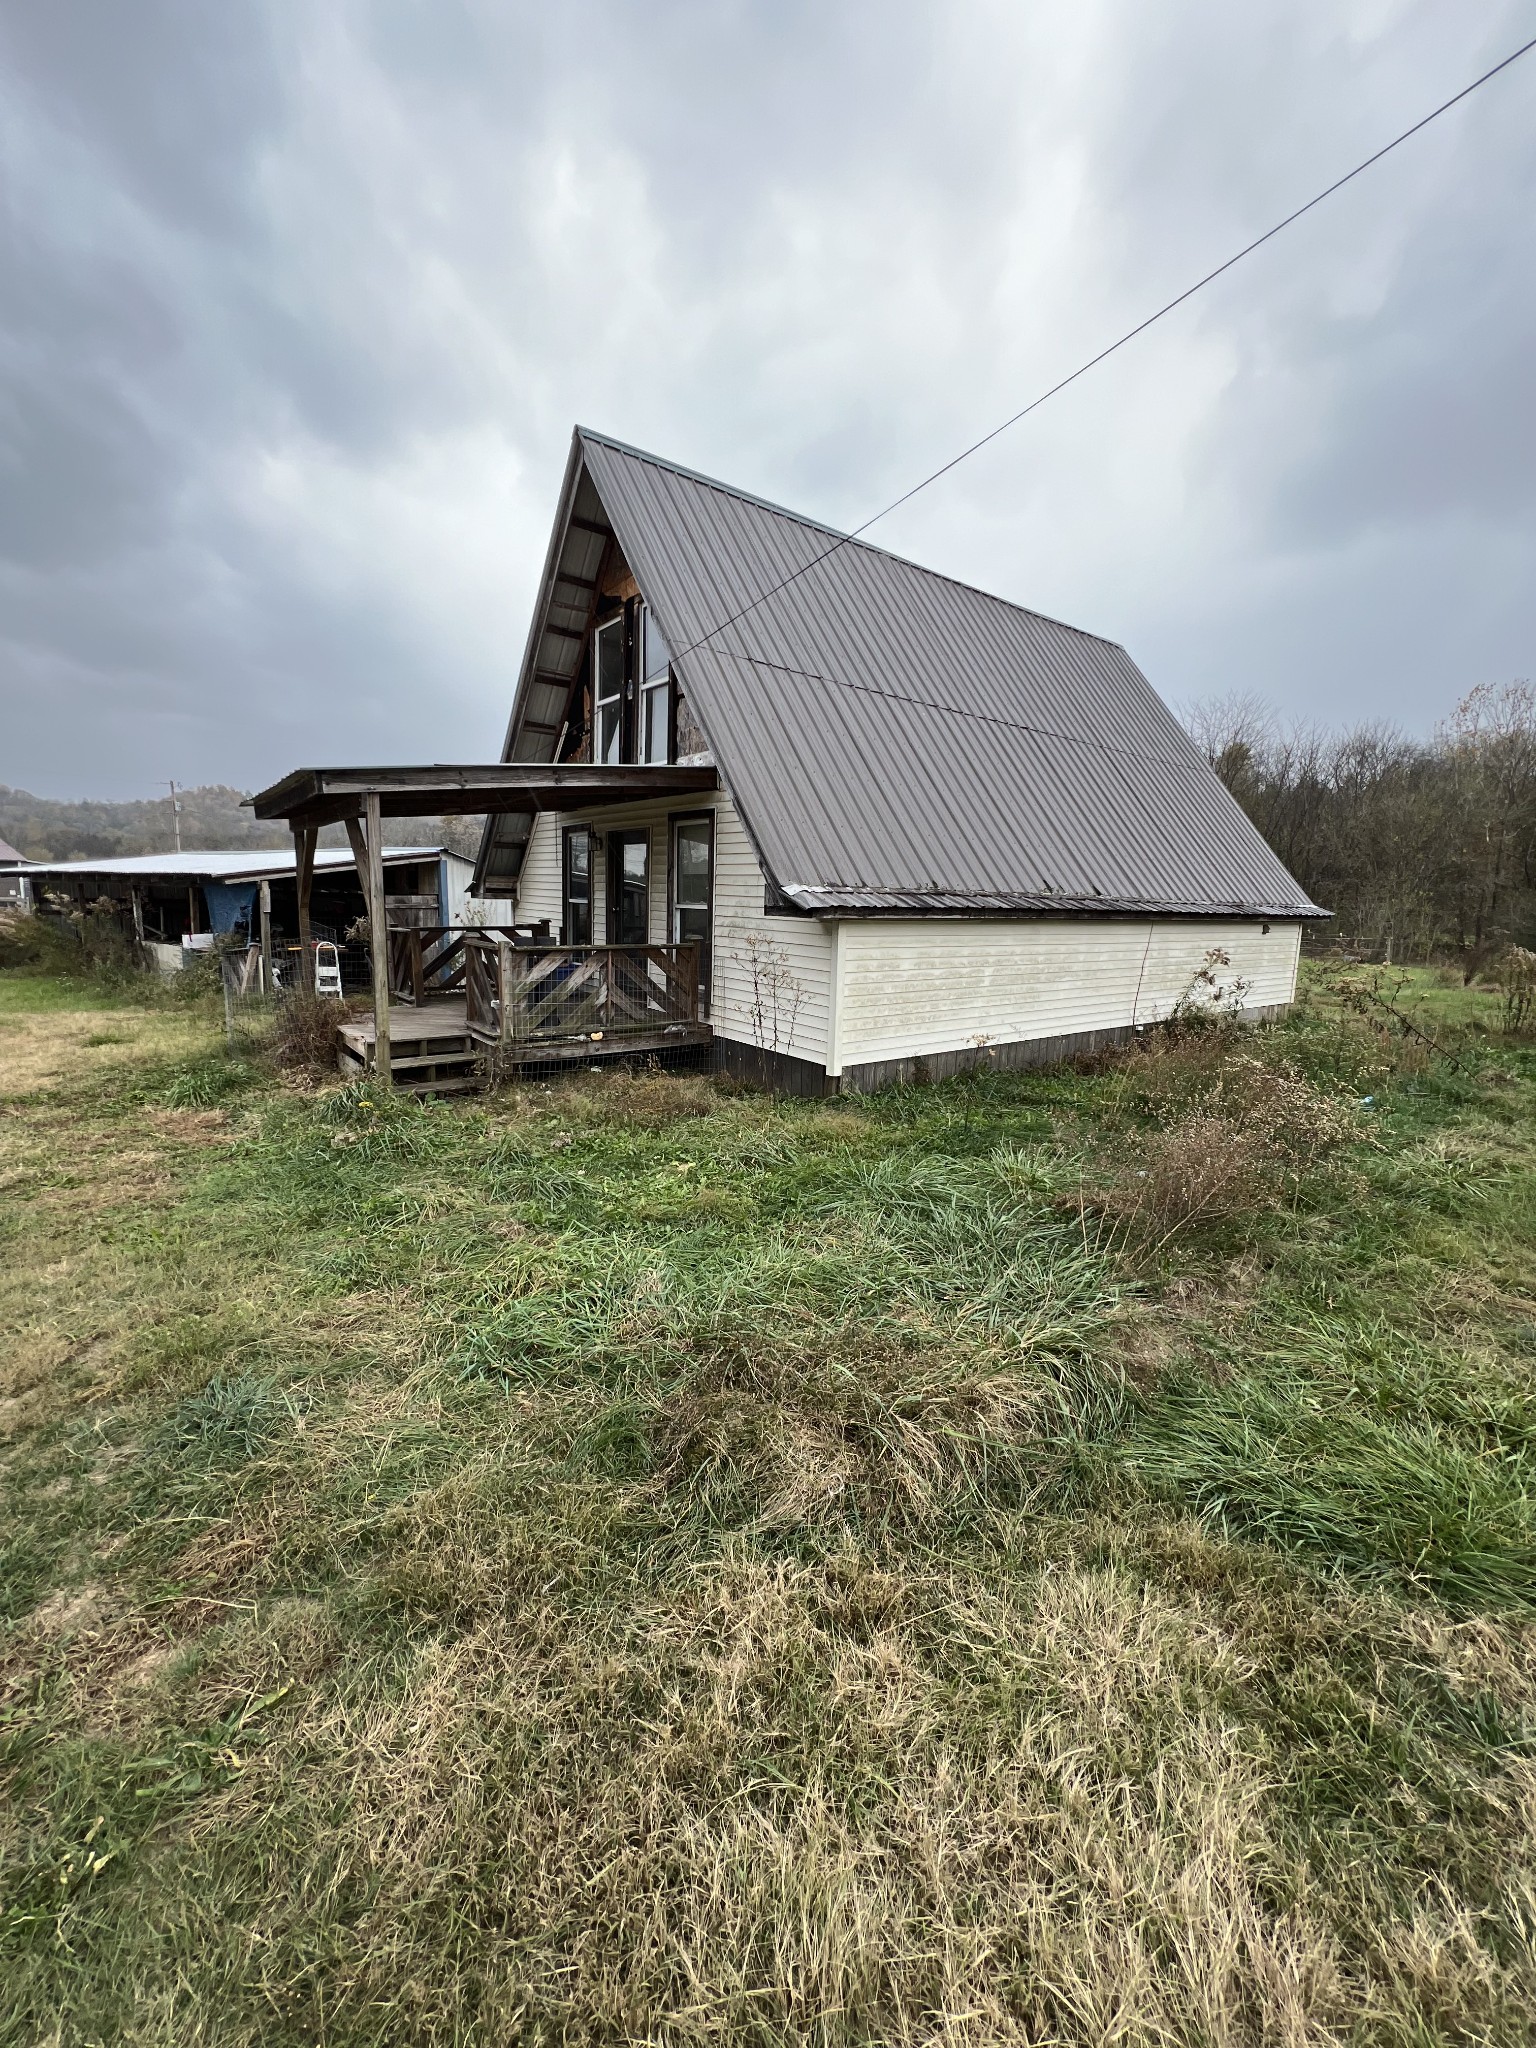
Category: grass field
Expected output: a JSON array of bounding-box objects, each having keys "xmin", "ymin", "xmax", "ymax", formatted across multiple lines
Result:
[{"xmin": 2, "ymin": 964, "xmax": 1534, "ymax": 2045}]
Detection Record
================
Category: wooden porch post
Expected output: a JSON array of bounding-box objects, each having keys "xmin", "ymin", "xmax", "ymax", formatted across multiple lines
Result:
[
  {"xmin": 346, "ymin": 799, "xmax": 391, "ymax": 1087},
  {"xmin": 294, "ymin": 825, "xmax": 317, "ymax": 995}
]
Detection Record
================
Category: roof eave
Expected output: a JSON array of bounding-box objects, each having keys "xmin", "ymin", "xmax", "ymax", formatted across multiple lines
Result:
[{"xmin": 781, "ymin": 887, "xmax": 1330, "ymax": 921}]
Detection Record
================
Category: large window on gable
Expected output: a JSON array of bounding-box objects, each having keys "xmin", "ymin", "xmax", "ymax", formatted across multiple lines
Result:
[
  {"xmin": 594, "ymin": 617, "xmax": 624, "ymax": 765},
  {"xmin": 639, "ymin": 605, "xmax": 673, "ymax": 765},
  {"xmin": 586, "ymin": 600, "xmax": 675, "ymax": 766}
]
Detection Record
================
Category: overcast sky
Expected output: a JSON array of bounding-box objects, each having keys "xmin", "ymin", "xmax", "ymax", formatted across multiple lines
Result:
[{"xmin": 2, "ymin": 0, "xmax": 1533, "ymax": 800}]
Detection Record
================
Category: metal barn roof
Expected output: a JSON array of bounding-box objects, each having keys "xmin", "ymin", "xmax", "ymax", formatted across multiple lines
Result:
[
  {"xmin": 483, "ymin": 428, "xmax": 1324, "ymax": 921},
  {"xmin": 1, "ymin": 847, "xmax": 445, "ymax": 885}
]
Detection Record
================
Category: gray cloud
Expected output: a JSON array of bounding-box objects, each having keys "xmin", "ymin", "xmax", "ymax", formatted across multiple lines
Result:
[{"xmin": 1, "ymin": 0, "xmax": 1533, "ymax": 797}]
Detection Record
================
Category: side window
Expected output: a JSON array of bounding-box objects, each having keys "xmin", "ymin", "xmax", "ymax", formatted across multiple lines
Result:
[
  {"xmin": 594, "ymin": 618, "xmax": 624, "ymax": 765},
  {"xmin": 562, "ymin": 828, "xmax": 592, "ymax": 945}
]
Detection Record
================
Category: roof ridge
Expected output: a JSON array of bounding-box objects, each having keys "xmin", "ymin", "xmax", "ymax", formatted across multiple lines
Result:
[{"xmin": 575, "ymin": 425, "xmax": 1126, "ymax": 652}]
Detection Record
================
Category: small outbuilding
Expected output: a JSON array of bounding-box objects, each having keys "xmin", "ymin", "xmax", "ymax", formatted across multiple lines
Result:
[
  {"xmin": 0, "ymin": 835, "xmax": 34, "ymax": 911},
  {"xmin": 3, "ymin": 845, "xmax": 495, "ymax": 975}
]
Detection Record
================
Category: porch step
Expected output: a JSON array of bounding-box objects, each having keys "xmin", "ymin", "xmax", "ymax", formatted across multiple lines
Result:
[{"xmin": 336, "ymin": 1018, "xmax": 488, "ymax": 1098}]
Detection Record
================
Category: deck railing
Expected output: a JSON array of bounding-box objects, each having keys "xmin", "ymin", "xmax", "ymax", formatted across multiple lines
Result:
[
  {"xmin": 462, "ymin": 937, "xmax": 702, "ymax": 1047},
  {"xmin": 387, "ymin": 923, "xmax": 550, "ymax": 1006}
]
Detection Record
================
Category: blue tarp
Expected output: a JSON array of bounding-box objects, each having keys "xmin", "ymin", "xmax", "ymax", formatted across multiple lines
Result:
[{"xmin": 203, "ymin": 881, "xmax": 258, "ymax": 935}]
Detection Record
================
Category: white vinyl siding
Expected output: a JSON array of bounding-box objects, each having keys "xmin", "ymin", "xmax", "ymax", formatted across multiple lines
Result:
[
  {"xmin": 513, "ymin": 793, "xmax": 834, "ymax": 1064},
  {"xmin": 442, "ymin": 851, "xmax": 508, "ymax": 931},
  {"xmin": 829, "ymin": 917, "xmax": 1302, "ymax": 1075}
]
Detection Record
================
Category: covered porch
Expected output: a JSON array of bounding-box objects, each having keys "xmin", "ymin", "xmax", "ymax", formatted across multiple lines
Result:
[{"xmin": 249, "ymin": 763, "xmax": 718, "ymax": 1089}]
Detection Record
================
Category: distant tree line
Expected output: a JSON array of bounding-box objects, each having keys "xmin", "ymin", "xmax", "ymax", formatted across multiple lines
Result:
[
  {"xmin": 0, "ymin": 784, "xmax": 286, "ymax": 862},
  {"xmin": 1186, "ymin": 682, "xmax": 1536, "ymax": 969},
  {"xmin": 0, "ymin": 785, "xmax": 485, "ymax": 865}
]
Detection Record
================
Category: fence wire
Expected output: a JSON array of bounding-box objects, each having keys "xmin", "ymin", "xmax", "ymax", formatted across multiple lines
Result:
[{"xmin": 220, "ymin": 940, "xmax": 374, "ymax": 1054}]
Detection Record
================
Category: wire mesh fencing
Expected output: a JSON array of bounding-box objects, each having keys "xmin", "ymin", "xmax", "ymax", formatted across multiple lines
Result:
[{"xmin": 219, "ymin": 940, "xmax": 374, "ymax": 1055}]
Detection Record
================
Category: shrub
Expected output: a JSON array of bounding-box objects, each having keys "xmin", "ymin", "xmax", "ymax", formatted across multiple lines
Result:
[
  {"xmin": 1488, "ymin": 945, "xmax": 1536, "ymax": 1035},
  {"xmin": 271, "ymin": 992, "xmax": 348, "ymax": 1075},
  {"xmin": 0, "ymin": 905, "xmax": 145, "ymax": 987}
]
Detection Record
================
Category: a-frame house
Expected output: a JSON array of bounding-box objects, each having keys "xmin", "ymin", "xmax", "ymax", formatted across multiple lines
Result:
[{"xmin": 470, "ymin": 427, "xmax": 1320, "ymax": 1093}]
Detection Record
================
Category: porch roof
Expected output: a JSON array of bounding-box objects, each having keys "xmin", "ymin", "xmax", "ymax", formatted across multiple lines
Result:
[{"xmin": 248, "ymin": 762, "xmax": 718, "ymax": 829}]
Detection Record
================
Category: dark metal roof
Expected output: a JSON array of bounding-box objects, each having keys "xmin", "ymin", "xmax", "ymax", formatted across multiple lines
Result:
[{"xmin": 483, "ymin": 428, "xmax": 1325, "ymax": 920}]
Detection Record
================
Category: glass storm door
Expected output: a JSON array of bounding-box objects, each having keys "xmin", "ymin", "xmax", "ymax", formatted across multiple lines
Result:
[
  {"xmin": 607, "ymin": 830, "xmax": 650, "ymax": 946},
  {"xmin": 562, "ymin": 828, "xmax": 592, "ymax": 945},
  {"xmin": 671, "ymin": 814, "xmax": 713, "ymax": 1009}
]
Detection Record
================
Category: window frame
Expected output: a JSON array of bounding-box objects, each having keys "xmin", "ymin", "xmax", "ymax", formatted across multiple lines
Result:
[{"xmin": 637, "ymin": 603, "xmax": 673, "ymax": 765}]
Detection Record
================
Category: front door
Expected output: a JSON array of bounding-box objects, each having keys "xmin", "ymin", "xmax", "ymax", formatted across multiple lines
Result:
[{"xmin": 607, "ymin": 829, "xmax": 650, "ymax": 946}]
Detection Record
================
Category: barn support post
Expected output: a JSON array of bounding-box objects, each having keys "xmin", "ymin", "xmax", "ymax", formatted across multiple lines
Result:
[
  {"xmin": 294, "ymin": 825, "xmax": 317, "ymax": 995},
  {"xmin": 346, "ymin": 799, "xmax": 392, "ymax": 1087}
]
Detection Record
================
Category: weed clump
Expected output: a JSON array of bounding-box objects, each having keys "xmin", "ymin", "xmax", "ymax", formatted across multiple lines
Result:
[
  {"xmin": 1488, "ymin": 945, "xmax": 1536, "ymax": 1035},
  {"xmin": 271, "ymin": 992, "xmax": 349, "ymax": 1076},
  {"xmin": 1097, "ymin": 1040, "xmax": 1358, "ymax": 1251},
  {"xmin": 552, "ymin": 1067, "xmax": 724, "ymax": 1125},
  {"xmin": 163, "ymin": 1056, "xmax": 259, "ymax": 1108},
  {"xmin": 146, "ymin": 1374, "xmax": 305, "ymax": 1471}
]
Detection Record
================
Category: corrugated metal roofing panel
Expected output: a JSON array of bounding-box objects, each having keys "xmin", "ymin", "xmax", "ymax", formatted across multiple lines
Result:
[
  {"xmin": 7, "ymin": 847, "xmax": 441, "ymax": 883},
  {"xmin": 489, "ymin": 428, "xmax": 1323, "ymax": 920}
]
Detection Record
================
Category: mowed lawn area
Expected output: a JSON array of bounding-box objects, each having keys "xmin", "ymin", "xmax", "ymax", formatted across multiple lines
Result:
[{"xmin": 2, "ymin": 965, "xmax": 1534, "ymax": 2045}]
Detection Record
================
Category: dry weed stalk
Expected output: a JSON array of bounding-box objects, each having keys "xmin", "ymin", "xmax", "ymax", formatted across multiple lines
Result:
[
  {"xmin": 1098, "ymin": 1051, "xmax": 1357, "ymax": 1255},
  {"xmin": 730, "ymin": 928, "xmax": 806, "ymax": 1054},
  {"xmin": 271, "ymin": 992, "xmax": 349, "ymax": 1076}
]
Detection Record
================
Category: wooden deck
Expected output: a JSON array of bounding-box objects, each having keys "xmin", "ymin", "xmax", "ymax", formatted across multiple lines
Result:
[
  {"xmin": 337, "ymin": 1000, "xmax": 483, "ymax": 1095},
  {"xmin": 337, "ymin": 997, "xmax": 711, "ymax": 1094}
]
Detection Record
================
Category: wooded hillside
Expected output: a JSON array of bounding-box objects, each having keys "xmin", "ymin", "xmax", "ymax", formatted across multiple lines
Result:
[
  {"xmin": 0, "ymin": 785, "xmax": 483, "ymax": 864},
  {"xmin": 1190, "ymin": 681, "xmax": 1536, "ymax": 965}
]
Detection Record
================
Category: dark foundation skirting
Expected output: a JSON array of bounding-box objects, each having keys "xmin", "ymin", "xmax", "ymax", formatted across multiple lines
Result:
[
  {"xmin": 833, "ymin": 1001, "xmax": 1292, "ymax": 1096},
  {"xmin": 712, "ymin": 1001, "xmax": 1291, "ymax": 1098},
  {"xmin": 710, "ymin": 1036, "xmax": 835, "ymax": 1097}
]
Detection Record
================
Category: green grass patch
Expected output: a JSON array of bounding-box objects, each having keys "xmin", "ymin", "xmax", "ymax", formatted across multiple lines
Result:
[
  {"xmin": 3, "ymin": 977, "xmax": 1536, "ymax": 2043},
  {"xmin": 0, "ymin": 969, "xmax": 126, "ymax": 1014}
]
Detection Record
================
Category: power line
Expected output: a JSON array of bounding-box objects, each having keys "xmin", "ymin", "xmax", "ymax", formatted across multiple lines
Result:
[{"xmin": 674, "ymin": 30, "xmax": 1536, "ymax": 664}]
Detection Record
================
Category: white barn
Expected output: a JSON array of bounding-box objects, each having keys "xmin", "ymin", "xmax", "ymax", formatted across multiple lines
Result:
[{"xmin": 471, "ymin": 429, "xmax": 1322, "ymax": 1094}]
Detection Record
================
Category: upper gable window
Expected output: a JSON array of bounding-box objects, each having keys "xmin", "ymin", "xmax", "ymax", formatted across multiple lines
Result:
[
  {"xmin": 638, "ymin": 606, "xmax": 673, "ymax": 765},
  {"xmin": 594, "ymin": 617, "xmax": 624, "ymax": 765}
]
